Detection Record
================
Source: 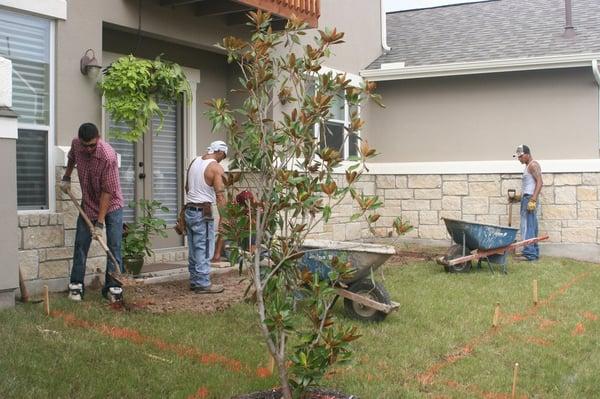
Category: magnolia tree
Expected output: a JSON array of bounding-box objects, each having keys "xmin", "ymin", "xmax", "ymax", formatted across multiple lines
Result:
[{"xmin": 206, "ymin": 12, "xmax": 410, "ymax": 398}]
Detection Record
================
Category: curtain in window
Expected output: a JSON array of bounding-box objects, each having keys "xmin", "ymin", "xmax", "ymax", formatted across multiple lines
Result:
[{"xmin": 1, "ymin": 9, "xmax": 51, "ymax": 209}]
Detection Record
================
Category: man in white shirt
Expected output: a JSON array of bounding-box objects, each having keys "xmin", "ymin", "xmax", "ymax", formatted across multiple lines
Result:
[{"xmin": 185, "ymin": 141, "xmax": 227, "ymax": 293}]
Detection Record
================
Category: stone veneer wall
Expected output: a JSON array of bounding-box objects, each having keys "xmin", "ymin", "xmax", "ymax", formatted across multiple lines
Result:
[
  {"xmin": 312, "ymin": 172, "xmax": 600, "ymax": 245},
  {"xmin": 17, "ymin": 169, "xmax": 600, "ymax": 293}
]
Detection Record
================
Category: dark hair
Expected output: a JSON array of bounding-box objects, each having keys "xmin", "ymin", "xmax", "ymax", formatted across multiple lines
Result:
[{"xmin": 78, "ymin": 123, "xmax": 99, "ymax": 142}]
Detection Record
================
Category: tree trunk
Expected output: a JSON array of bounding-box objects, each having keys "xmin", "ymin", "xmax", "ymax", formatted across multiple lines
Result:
[{"xmin": 253, "ymin": 209, "xmax": 293, "ymax": 399}]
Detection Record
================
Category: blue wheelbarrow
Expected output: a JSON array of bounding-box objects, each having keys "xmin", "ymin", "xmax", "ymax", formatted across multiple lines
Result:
[
  {"xmin": 437, "ymin": 218, "xmax": 549, "ymax": 274},
  {"xmin": 298, "ymin": 239, "xmax": 399, "ymax": 322}
]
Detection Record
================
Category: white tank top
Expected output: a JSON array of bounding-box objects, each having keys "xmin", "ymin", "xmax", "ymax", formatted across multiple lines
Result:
[
  {"xmin": 186, "ymin": 157, "xmax": 216, "ymax": 204},
  {"xmin": 522, "ymin": 162, "xmax": 537, "ymax": 195}
]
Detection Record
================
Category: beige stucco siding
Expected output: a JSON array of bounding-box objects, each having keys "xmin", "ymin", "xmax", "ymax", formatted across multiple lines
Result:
[
  {"xmin": 311, "ymin": 0, "xmax": 382, "ymax": 74},
  {"xmin": 55, "ymin": 0, "xmax": 246, "ymax": 147},
  {"xmin": 0, "ymin": 139, "xmax": 18, "ymax": 295},
  {"xmin": 365, "ymin": 68, "xmax": 600, "ymax": 162}
]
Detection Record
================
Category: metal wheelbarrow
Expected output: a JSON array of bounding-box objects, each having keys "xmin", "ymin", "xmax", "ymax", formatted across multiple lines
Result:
[
  {"xmin": 298, "ymin": 239, "xmax": 398, "ymax": 322},
  {"xmin": 437, "ymin": 218, "xmax": 549, "ymax": 274}
]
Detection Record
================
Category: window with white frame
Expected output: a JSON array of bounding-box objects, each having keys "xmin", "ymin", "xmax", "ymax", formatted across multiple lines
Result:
[
  {"xmin": 0, "ymin": 9, "xmax": 52, "ymax": 210},
  {"xmin": 312, "ymin": 79, "xmax": 360, "ymax": 161}
]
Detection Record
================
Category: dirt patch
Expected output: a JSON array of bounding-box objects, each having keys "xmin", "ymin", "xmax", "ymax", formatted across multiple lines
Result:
[
  {"xmin": 388, "ymin": 249, "xmax": 442, "ymax": 264},
  {"xmin": 582, "ymin": 311, "xmax": 598, "ymax": 321},
  {"xmin": 124, "ymin": 271, "xmax": 249, "ymax": 314}
]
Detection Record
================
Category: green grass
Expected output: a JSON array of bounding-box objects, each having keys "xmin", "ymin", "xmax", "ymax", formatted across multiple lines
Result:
[{"xmin": 1, "ymin": 256, "xmax": 599, "ymax": 398}]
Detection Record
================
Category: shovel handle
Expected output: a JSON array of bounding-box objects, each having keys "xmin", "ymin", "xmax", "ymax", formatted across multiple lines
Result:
[{"xmin": 64, "ymin": 188, "xmax": 123, "ymax": 276}]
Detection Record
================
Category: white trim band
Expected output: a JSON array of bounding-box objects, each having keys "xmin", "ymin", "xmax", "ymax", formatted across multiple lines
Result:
[
  {"xmin": 334, "ymin": 159, "xmax": 600, "ymax": 175},
  {"xmin": 0, "ymin": 0, "xmax": 67, "ymax": 20},
  {"xmin": 0, "ymin": 114, "xmax": 17, "ymax": 139},
  {"xmin": 361, "ymin": 53, "xmax": 600, "ymax": 81}
]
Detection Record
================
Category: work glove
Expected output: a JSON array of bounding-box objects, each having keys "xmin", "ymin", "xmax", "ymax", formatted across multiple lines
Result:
[
  {"xmin": 527, "ymin": 199, "xmax": 537, "ymax": 212},
  {"xmin": 92, "ymin": 221, "xmax": 104, "ymax": 241},
  {"xmin": 60, "ymin": 176, "xmax": 71, "ymax": 194},
  {"xmin": 513, "ymin": 193, "xmax": 522, "ymax": 202}
]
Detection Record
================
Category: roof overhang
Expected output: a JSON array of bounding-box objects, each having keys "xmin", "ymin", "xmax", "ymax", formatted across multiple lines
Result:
[{"xmin": 361, "ymin": 52, "xmax": 600, "ymax": 81}]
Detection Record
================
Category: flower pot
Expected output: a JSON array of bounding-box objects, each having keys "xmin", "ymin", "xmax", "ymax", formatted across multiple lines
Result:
[{"xmin": 123, "ymin": 255, "xmax": 144, "ymax": 276}]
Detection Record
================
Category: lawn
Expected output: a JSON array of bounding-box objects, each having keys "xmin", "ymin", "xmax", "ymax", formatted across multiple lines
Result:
[{"xmin": 1, "ymin": 255, "xmax": 599, "ymax": 398}]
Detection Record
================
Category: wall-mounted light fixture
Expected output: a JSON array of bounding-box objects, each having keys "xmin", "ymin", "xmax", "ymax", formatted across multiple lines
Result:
[{"xmin": 80, "ymin": 49, "xmax": 101, "ymax": 75}]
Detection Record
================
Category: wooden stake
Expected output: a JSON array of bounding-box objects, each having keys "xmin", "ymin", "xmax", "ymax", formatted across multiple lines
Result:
[
  {"xmin": 492, "ymin": 302, "xmax": 500, "ymax": 327},
  {"xmin": 268, "ymin": 353, "xmax": 275, "ymax": 375},
  {"xmin": 511, "ymin": 362, "xmax": 519, "ymax": 398},
  {"xmin": 533, "ymin": 279, "xmax": 538, "ymax": 305},
  {"xmin": 43, "ymin": 285, "xmax": 50, "ymax": 316}
]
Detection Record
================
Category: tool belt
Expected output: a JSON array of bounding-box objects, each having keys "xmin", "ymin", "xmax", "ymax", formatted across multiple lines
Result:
[
  {"xmin": 174, "ymin": 202, "xmax": 213, "ymax": 236},
  {"xmin": 185, "ymin": 202, "xmax": 213, "ymax": 218}
]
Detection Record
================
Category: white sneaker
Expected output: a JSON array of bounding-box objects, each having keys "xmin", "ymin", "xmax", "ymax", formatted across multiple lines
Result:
[
  {"xmin": 108, "ymin": 287, "xmax": 123, "ymax": 303},
  {"xmin": 68, "ymin": 283, "xmax": 83, "ymax": 301}
]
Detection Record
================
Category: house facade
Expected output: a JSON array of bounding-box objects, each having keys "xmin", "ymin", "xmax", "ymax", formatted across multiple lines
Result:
[
  {"xmin": 0, "ymin": 0, "xmax": 384, "ymax": 305},
  {"xmin": 349, "ymin": 0, "xmax": 600, "ymax": 259}
]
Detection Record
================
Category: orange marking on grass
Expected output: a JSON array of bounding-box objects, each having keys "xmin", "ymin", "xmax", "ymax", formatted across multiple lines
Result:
[
  {"xmin": 187, "ymin": 386, "xmax": 209, "ymax": 399},
  {"xmin": 538, "ymin": 318, "xmax": 559, "ymax": 330},
  {"xmin": 416, "ymin": 271, "xmax": 590, "ymax": 386},
  {"xmin": 256, "ymin": 366, "xmax": 272, "ymax": 378},
  {"xmin": 582, "ymin": 311, "xmax": 598, "ymax": 321},
  {"xmin": 572, "ymin": 322, "xmax": 585, "ymax": 336},
  {"xmin": 51, "ymin": 310, "xmax": 251, "ymax": 376}
]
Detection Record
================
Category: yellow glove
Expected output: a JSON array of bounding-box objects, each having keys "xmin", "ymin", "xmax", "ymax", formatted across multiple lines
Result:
[
  {"xmin": 527, "ymin": 199, "xmax": 537, "ymax": 212},
  {"xmin": 514, "ymin": 193, "xmax": 521, "ymax": 201}
]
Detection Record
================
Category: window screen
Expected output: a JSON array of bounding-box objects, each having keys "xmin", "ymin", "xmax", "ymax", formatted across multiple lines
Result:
[{"xmin": 16, "ymin": 129, "xmax": 48, "ymax": 209}]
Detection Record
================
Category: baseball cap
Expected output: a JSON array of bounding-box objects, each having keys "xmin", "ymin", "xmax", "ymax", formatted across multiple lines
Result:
[
  {"xmin": 513, "ymin": 144, "xmax": 530, "ymax": 158},
  {"xmin": 207, "ymin": 140, "xmax": 228, "ymax": 156}
]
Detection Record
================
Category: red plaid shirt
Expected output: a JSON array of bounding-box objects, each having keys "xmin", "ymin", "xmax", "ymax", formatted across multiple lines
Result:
[{"xmin": 67, "ymin": 138, "xmax": 124, "ymax": 220}]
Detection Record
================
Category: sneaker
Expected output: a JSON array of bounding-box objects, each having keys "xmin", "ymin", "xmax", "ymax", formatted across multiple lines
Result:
[
  {"xmin": 108, "ymin": 287, "xmax": 124, "ymax": 303},
  {"xmin": 68, "ymin": 283, "xmax": 83, "ymax": 301},
  {"xmin": 192, "ymin": 284, "xmax": 224, "ymax": 294}
]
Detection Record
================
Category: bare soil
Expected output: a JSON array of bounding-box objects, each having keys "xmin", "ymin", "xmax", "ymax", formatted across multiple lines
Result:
[
  {"xmin": 231, "ymin": 387, "xmax": 357, "ymax": 399},
  {"xmin": 121, "ymin": 248, "xmax": 441, "ymax": 314},
  {"xmin": 124, "ymin": 270, "xmax": 250, "ymax": 314}
]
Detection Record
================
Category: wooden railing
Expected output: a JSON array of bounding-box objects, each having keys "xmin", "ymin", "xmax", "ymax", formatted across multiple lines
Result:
[{"xmin": 237, "ymin": 0, "xmax": 320, "ymax": 27}]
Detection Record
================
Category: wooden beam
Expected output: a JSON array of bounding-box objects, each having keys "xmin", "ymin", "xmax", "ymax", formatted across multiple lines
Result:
[
  {"xmin": 159, "ymin": 0, "xmax": 205, "ymax": 7},
  {"xmin": 232, "ymin": 0, "xmax": 319, "ymax": 27},
  {"xmin": 335, "ymin": 288, "xmax": 399, "ymax": 314},
  {"xmin": 195, "ymin": 0, "xmax": 253, "ymax": 17}
]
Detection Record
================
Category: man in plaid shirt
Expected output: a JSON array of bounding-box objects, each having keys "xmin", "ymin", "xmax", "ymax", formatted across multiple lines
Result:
[{"xmin": 60, "ymin": 123, "xmax": 124, "ymax": 301}]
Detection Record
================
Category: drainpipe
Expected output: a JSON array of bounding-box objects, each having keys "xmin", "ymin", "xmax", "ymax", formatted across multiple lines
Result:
[
  {"xmin": 592, "ymin": 59, "xmax": 600, "ymax": 152},
  {"xmin": 380, "ymin": 0, "xmax": 391, "ymax": 53}
]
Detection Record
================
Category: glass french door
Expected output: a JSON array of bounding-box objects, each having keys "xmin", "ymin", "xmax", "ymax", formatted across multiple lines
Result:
[{"xmin": 109, "ymin": 100, "xmax": 184, "ymax": 249}]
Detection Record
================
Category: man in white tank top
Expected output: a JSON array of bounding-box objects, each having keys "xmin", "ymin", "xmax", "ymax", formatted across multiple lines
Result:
[
  {"xmin": 184, "ymin": 140, "xmax": 227, "ymax": 293},
  {"xmin": 513, "ymin": 144, "xmax": 543, "ymax": 261}
]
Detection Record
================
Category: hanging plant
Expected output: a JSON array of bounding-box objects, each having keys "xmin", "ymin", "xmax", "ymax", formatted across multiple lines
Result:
[{"xmin": 99, "ymin": 55, "xmax": 192, "ymax": 142}]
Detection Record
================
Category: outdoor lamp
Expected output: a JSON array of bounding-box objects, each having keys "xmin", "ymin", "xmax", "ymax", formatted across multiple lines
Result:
[{"xmin": 80, "ymin": 49, "xmax": 101, "ymax": 75}]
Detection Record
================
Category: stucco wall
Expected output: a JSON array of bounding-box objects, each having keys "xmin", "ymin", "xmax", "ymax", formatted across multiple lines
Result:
[
  {"xmin": 316, "ymin": 0, "xmax": 383, "ymax": 74},
  {"xmin": 365, "ymin": 68, "xmax": 600, "ymax": 162},
  {"xmin": 55, "ymin": 0, "xmax": 248, "ymax": 146},
  {"xmin": 0, "ymin": 138, "xmax": 18, "ymax": 306}
]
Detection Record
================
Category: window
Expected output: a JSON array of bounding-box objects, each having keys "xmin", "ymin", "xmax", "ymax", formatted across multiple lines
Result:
[
  {"xmin": 313, "ymin": 84, "xmax": 360, "ymax": 161},
  {"xmin": 0, "ymin": 9, "xmax": 53, "ymax": 210}
]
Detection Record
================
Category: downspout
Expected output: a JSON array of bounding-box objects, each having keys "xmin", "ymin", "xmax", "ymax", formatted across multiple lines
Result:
[
  {"xmin": 380, "ymin": 0, "xmax": 391, "ymax": 53},
  {"xmin": 592, "ymin": 59, "xmax": 600, "ymax": 152}
]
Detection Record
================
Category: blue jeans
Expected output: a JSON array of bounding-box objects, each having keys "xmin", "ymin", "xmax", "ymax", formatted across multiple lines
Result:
[
  {"xmin": 185, "ymin": 207, "xmax": 215, "ymax": 288},
  {"xmin": 520, "ymin": 194, "xmax": 539, "ymax": 260},
  {"xmin": 70, "ymin": 208, "xmax": 124, "ymax": 291}
]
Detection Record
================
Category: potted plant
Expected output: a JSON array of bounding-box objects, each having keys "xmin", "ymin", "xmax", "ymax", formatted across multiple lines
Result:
[{"xmin": 122, "ymin": 199, "xmax": 169, "ymax": 275}]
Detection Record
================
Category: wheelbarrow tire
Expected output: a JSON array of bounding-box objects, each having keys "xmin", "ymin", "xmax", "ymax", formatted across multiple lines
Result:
[
  {"xmin": 344, "ymin": 279, "xmax": 391, "ymax": 322},
  {"xmin": 445, "ymin": 244, "xmax": 472, "ymax": 273}
]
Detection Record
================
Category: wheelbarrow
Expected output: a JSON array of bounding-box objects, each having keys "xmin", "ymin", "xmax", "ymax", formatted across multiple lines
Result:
[
  {"xmin": 298, "ymin": 239, "xmax": 398, "ymax": 322},
  {"xmin": 437, "ymin": 218, "xmax": 549, "ymax": 274}
]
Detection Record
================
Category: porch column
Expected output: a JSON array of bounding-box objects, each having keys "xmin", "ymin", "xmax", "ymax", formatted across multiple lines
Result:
[{"xmin": 0, "ymin": 57, "xmax": 19, "ymax": 309}]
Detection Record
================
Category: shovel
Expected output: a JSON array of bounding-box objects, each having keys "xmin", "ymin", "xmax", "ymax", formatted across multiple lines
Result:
[{"xmin": 64, "ymin": 188, "xmax": 139, "ymax": 287}]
